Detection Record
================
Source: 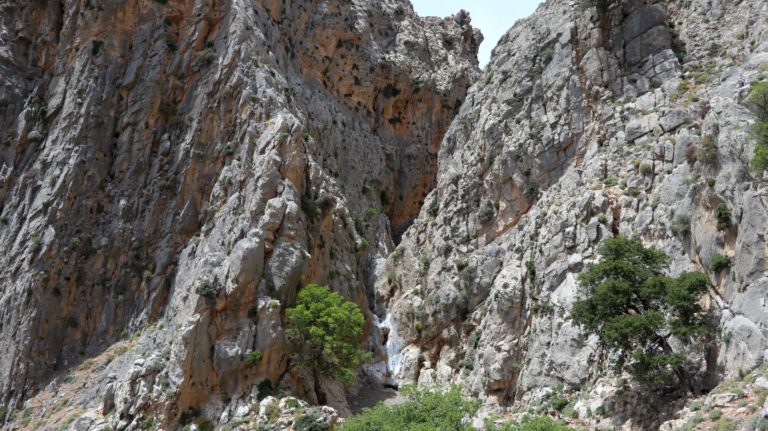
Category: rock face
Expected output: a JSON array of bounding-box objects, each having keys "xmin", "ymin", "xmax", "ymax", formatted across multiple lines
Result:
[
  {"xmin": 0, "ymin": 0, "xmax": 479, "ymax": 428},
  {"xmin": 378, "ymin": 0, "xmax": 768, "ymax": 428},
  {"xmin": 3, "ymin": 0, "xmax": 768, "ymax": 429}
]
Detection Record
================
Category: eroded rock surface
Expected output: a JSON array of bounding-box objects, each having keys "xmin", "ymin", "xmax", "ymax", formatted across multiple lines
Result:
[
  {"xmin": 379, "ymin": 0, "xmax": 768, "ymax": 428},
  {"xmin": 3, "ymin": 0, "xmax": 768, "ymax": 430},
  {"xmin": 0, "ymin": 0, "xmax": 479, "ymax": 428}
]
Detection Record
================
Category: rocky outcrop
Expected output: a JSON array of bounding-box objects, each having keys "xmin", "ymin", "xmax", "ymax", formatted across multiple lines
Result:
[
  {"xmin": 4, "ymin": 0, "xmax": 768, "ymax": 429},
  {"xmin": 378, "ymin": 0, "xmax": 768, "ymax": 428},
  {"xmin": 0, "ymin": 0, "xmax": 479, "ymax": 428}
]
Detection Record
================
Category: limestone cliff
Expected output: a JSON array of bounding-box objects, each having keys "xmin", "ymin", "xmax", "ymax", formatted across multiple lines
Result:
[
  {"xmin": 0, "ymin": 0, "xmax": 479, "ymax": 428},
  {"xmin": 3, "ymin": 0, "xmax": 768, "ymax": 430},
  {"xmin": 378, "ymin": 0, "xmax": 768, "ymax": 429}
]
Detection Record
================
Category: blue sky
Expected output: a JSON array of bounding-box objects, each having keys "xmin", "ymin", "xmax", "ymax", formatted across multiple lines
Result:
[{"xmin": 411, "ymin": 0, "xmax": 544, "ymax": 68}]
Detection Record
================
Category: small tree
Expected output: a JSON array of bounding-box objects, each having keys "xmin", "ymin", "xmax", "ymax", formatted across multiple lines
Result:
[
  {"xmin": 286, "ymin": 284, "xmax": 370, "ymax": 383},
  {"xmin": 572, "ymin": 237, "xmax": 711, "ymax": 393}
]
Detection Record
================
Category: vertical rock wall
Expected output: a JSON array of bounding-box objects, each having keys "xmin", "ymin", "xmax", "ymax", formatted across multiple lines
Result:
[{"xmin": 0, "ymin": 0, "xmax": 480, "ymax": 427}]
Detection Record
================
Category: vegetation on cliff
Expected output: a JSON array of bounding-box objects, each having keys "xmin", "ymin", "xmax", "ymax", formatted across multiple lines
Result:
[
  {"xmin": 340, "ymin": 386, "xmax": 567, "ymax": 431},
  {"xmin": 286, "ymin": 284, "xmax": 370, "ymax": 382},
  {"xmin": 572, "ymin": 237, "xmax": 712, "ymax": 392}
]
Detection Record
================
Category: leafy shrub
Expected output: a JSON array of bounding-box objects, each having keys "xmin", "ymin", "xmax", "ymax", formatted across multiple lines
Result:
[
  {"xmin": 526, "ymin": 261, "xmax": 536, "ymax": 281},
  {"xmin": 244, "ymin": 351, "xmax": 262, "ymax": 366},
  {"xmin": 671, "ymin": 215, "xmax": 691, "ymax": 238},
  {"xmin": 139, "ymin": 416, "xmax": 155, "ymax": 430},
  {"xmin": 294, "ymin": 408, "xmax": 328, "ymax": 431},
  {"xmin": 749, "ymin": 82, "xmax": 768, "ymax": 175},
  {"xmin": 265, "ymin": 400, "xmax": 281, "ymax": 422},
  {"xmin": 716, "ymin": 203, "xmax": 732, "ymax": 231},
  {"xmin": 711, "ymin": 253, "xmax": 731, "ymax": 272},
  {"xmin": 195, "ymin": 280, "xmax": 217, "ymax": 300},
  {"xmin": 752, "ymin": 142, "xmax": 768, "ymax": 175},
  {"xmin": 551, "ymin": 396, "xmax": 568, "ymax": 411},
  {"xmin": 640, "ymin": 162, "xmax": 653, "ymax": 176},
  {"xmin": 456, "ymin": 259, "xmax": 469, "ymax": 271},
  {"xmin": 284, "ymin": 398, "xmax": 301, "ymax": 409},
  {"xmin": 340, "ymin": 386, "xmax": 479, "ymax": 431},
  {"xmin": 192, "ymin": 416, "xmax": 213, "ymax": 431},
  {"xmin": 699, "ymin": 135, "xmax": 718, "ymax": 165},
  {"xmin": 524, "ymin": 183, "xmax": 538, "ymax": 199},
  {"xmin": 716, "ymin": 418, "xmax": 736, "ymax": 431},
  {"xmin": 286, "ymin": 285, "xmax": 370, "ymax": 382},
  {"xmin": 708, "ymin": 409, "xmax": 721, "ymax": 420},
  {"xmin": 486, "ymin": 415, "xmax": 569, "ymax": 431}
]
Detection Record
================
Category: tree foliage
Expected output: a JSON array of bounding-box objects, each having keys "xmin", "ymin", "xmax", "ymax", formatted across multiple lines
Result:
[
  {"xmin": 286, "ymin": 284, "xmax": 370, "ymax": 382},
  {"xmin": 572, "ymin": 237, "xmax": 711, "ymax": 390}
]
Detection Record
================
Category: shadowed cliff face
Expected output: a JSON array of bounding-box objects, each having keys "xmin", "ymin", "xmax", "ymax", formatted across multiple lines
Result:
[{"xmin": 0, "ymin": 0, "xmax": 480, "ymax": 426}]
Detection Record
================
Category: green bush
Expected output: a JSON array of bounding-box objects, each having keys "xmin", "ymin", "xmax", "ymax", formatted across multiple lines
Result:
[
  {"xmin": 340, "ymin": 386, "xmax": 479, "ymax": 431},
  {"xmin": 716, "ymin": 203, "xmax": 732, "ymax": 231},
  {"xmin": 294, "ymin": 408, "xmax": 329, "ymax": 431},
  {"xmin": 748, "ymin": 82, "xmax": 768, "ymax": 175},
  {"xmin": 551, "ymin": 396, "xmax": 568, "ymax": 411},
  {"xmin": 195, "ymin": 280, "xmax": 217, "ymax": 300},
  {"xmin": 286, "ymin": 284, "xmax": 370, "ymax": 382},
  {"xmin": 244, "ymin": 351, "xmax": 262, "ymax": 366},
  {"xmin": 139, "ymin": 416, "xmax": 155, "ymax": 430},
  {"xmin": 572, "ymin": 237, "xmax": 712, "ymax": 390},
  {"xmin": 711, "ymin": 253, "xmax": 731, "ymax": 272},
  {"xmin": 671, "ymin": 215, "xmax": 691, "ymax": 238},
  {"xmin": 265, "ymin": 400, "xmax": 281, "ymax": 422},
  {"xmin": 699, "ymin": 135, "xmax": 718, "ymax": 166},
  {"xmin": 486, "ymin": 415, "xmax": 569, "ymax": 431},
  {"xmin": 526, "ymin": 261, "xmax": 536, "ymax": 281},
  {"xmin": 752, "ymin": 141, "xmax": 768, "ymax": 175},
  {"xmin": 640, "ymin": 162, "xmax": 653, "ymax": 176},
  {"xmin": 716, "ymin": 418, "xmax": 736, "ymax": 431},
  {"xmin": 192, "ymin": 416, "xmax": 213, "ymax": 431}
]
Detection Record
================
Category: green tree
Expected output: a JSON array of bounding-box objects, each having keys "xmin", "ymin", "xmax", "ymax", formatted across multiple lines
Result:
[
  {"xmin": 286, "ymin": 284, "xmax": 370, "ymax": 384},
  {"xmin": 572, "ymin": 237, "xmax": 711, "ymax": 393},
  {"xmin": 340, "ymin": 386, "xmax": 480, "ymax": 431}
]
